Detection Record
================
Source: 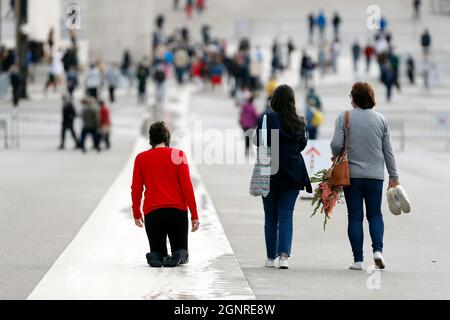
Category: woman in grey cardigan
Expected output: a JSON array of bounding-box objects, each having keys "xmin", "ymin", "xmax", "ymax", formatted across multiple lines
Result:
[{"xmin": 330, "ymin": 82, "xmax": 400, "ymax": 271}]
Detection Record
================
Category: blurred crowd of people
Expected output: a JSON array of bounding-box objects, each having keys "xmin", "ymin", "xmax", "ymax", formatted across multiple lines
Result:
[{"xmin": 58, "ymin": 95, "xmax": 111, "ymax": 153}]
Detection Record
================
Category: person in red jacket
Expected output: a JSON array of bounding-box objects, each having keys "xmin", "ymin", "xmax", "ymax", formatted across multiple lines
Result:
[
  {"xmin": 98, "ymin": 100, "xmax": 112, "ymax": 150},
  {"xmin": 131, "ymin": 121, "xmax": 200, "ymax": 268}
]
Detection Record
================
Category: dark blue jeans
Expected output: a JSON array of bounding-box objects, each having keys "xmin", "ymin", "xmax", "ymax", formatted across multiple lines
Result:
[
  {"xmin": 262, "ymin": 188, "xmax": 299, "ymax": 259},
  {"xmin": 343, "ymin": 178, "xmax": 384, "ymax": 263}
]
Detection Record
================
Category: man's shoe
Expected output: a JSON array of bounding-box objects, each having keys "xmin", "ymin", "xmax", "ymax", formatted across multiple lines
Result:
[
  {"xmin": 394, "ymin": 185, "xmax": 411, "ymax": 213},
  {"xmin": 349, "ymin": 262, "xmax": 364, "ymax": 270},
  {"xmin": 279, "ymin": 253, "xmax": 289, "ymax": 269},
  {"xmin": 146, "ymin": 252, "xmax": 163, "ymax": 268},
  {"xmin": 265, "ymin": 258, "xmax": 278, "ymax": 268},
  {"xmin": 177, "ymin": 249, "xmax": 189, "ymax": 264},
  {"xmin": 374, "ymin": 252, "xmax": 386, "ymax": 270},
  {"xmin": 387, "ymin": 188, "xmax": 402, "ymax": 215},
  {"xmin": 164, "ymin": 249, "xmax": 189, "ymax": 267}
]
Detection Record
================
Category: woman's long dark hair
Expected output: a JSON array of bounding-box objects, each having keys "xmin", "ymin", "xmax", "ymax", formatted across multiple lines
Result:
[{"xmin": 271, "ymin": 84, "xmax": 306, "ymax": 134}]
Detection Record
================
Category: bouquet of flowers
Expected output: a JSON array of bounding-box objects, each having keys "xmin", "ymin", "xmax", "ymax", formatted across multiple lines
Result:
[{"xmin": 310, "ymin": 169, "xmax": 344, "ymax": 230}]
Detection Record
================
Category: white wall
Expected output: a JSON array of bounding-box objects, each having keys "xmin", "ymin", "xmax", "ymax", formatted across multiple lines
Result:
[
  {"xmin": 28, "ymin": 0, "xmax": 61, "ymax": 46},
  {"xmin": 86, "ymin": 0, "xmax": 153, "ymax": 63}
]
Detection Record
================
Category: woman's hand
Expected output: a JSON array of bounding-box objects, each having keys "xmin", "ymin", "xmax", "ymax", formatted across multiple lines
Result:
[
  {"xmin": 388, "ymin": 179, "xmax": 400, "ymax": 190},
  {"xmin": 191, "ymin": 220, "xmax": 200, "ymax": 232},
  {"xmin": 134, "ymin": 218, "xmax": 144, "ymax": 228}
]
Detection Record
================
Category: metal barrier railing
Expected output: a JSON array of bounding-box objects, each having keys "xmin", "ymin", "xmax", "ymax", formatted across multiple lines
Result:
[
  {"xmin": 0, "ymin": 118, "xmax": 8, "ymax": 148},
  {"xmin": 0, "ymin": 73, "xmax": 9, "ymax": 99},
  {"xmin": 319, "ymin": 109, "xmax": 450, "ymax": 151},
  {"xmin": 0, "ymin": 108, "xmax": 68, "ymax": 148},
  {"xmin": 431, "ymin": 0, "xmax": 450, "ymax": 15},
  {"xmin": 0, "ymin": 108, "xmax": 449, "ymax": 150}
]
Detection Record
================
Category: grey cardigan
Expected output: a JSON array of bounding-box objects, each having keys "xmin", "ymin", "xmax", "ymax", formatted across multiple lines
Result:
[{"xmin": 330, "ymin": 108, "xmax": 399, "ymax": 181}]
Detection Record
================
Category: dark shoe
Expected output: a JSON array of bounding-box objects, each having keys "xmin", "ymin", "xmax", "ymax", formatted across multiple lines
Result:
[
  {"xmin": 164, "ymin": 249, "xmax": 189, "ymax": 267},
  {"xmin": 179, "ymin": 249, "xmax": 189, "ymax": 264},
  {"xmin": 146, "ymin": 252, "xmax": 163, "ymax": 268}
]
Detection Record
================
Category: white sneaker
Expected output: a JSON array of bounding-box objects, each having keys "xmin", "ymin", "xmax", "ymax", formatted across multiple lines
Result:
[
  {"xmin": 265, "ymin": 258, "xmax": 278, "ymax": 268},
  {"xmin": 394, "ymin": 185, "xmax": 411, "ymax": 213},
  {"xmin": 374, "ymin": 252, "xmax": 386, "ymax": 269},
  {"xmin": 387, "ymin": 188, "xmax": 402, "ymax": 215},
  {"xmin": 279, "ymin": 253, "xmax": 289, "ymax": 269},
  {"xmin": 349, "ymin": 262, "xmax": 364, "ymax": 270}
]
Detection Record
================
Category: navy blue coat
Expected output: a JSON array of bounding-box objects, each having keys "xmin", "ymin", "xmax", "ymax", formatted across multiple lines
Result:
[{"xmin": 255, "ymin": 112, "xmax": 312, "ymax": 193}]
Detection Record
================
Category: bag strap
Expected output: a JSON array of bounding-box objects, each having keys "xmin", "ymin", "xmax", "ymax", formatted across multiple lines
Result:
[
  {"xmin": 343, "ymin": 111, "xmax": 350, "ymax": 152},
  {"xmin": 261, "ymin": 114, "xmax": 268, "ymax": 147}
]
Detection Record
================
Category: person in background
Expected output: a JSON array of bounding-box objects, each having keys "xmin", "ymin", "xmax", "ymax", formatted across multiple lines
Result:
[
  {"xmin": 131, "ymin": 121, "xmax": 200, "ymax": 268},
  {"xmin": 388, "ymin": 48, "xmax": 401, "ymax": 93},
  {"xmin": 265, "ymin": 76, "xmax": 277, "ymax": 99},
  {"xmin": 239, "ymin": 95, "xmax": 259, "ymax": 158},
  {"xmin": 136, "ymin": 63, "xmax": 150, "ymax": 104},
  {"xmin": 287, "ymin": 38, "xmax": 296, "ymax": 69},
  {"xmin": 300, "ymin": 51, "xmax": 314, "ymax": 89},
  {"xmin": 380, "ymin": 16, "xmax": 387, "ymax": 32},
  {"xmin": 305, "ymin": 88, "xmax": 323, "ymax": 140},
  {"xmin": 381, "ymin": 61, "xmax": 394, "ymax": 102},
  {"xmin": 406, "ymin": 55, "xmax": 416, "ymax": 85},
  {"xmin": 44, "ymin": 56, "xmax": 58, "ymax": 93},
  {"xmin": 153, "ymin": 62, "xmax": 167, "ymax": 107},
  {"xmin": 351, "ymin": 40, "xmax": 361, "ymax": 72},
  {"xmin": 105, "ymin": 63, "xmax": 120, "ymax": 104},
  {"xmin": 80, "ymin": 98, "xmax": 100, "ymax": 153},
  {"xmin": 210, "ymin": 56, "xmax": 225, "ymax": 89},
  {"xmin": 47, "ymin": 28, "xmax": 55, "ymax": 55},
  {"xmin": 173, "ymin": 0, "xmax": 180, "ymax": 11},
  {"xmin": 85, "ymin": 63, "xmax": 102, "ymax": 99},
  {"xmin": 330, "ymin": 82, "xmax": 400, "ymax": 271},
  {"xmin": 254, "ymin": 85, "xmax": 312, "ymax": 269},
  {"xmin": 174, "ymin": 46, "xmax": 190, "ymax": 84},
  {"xmin": 317, "ymin": 42, "xmax": 327, "ymax": 77},
  {"xmin": 317, "ymin": 10, "xmax": 327, "ymax": 42},
  {"xmin": 235, "ymin": 83, "xmax": 252, "ymax": 108},
  {"xmin": 59, "ymin": 95, "xmax": 79, "ymax": 150},
  {"xmin": 9, "ymin": 64, "xmax": 21, "ymax": 107},
  {"xmin": 98, "ymin": 100, "xmax": 112, "ymax": 150},
  {"xmin": 196, "ymin": 0, "xmax": 205, "ymax": 15},
  {"xmin": 413, "ymin": 0, "xmax": 421, "ymax": 20},
  {"xmin": 121, "ymin": 49, "xmax": 132, "ymax": 89},
  {"xmin": 201, "ymin": 25, "xmax": 212, "ymax": 45},
  {"xmin": 155, "ymin": 14, "xmax": 165, "ymax": 32},
  {"xmin": 364, "ymin": 43, "xmax": 375, "ymax": 73},
  {"xmin": 66, "ymin": 66, "xmax": 79, "ymax": 98},
  {"xmin": 308, "ymin": 13, "xmax": 316, "ymax": 44},
  {"xmin": 421, "ymin": 29, "xmax": 431, "ymax": 61},
  {"xmin": 332, "ymin": 11, "xmax": 342, "ymax": 41},
  {"xmin": 271, "ymin": 39, "xmax": 282, "ymax": 76},
  {"xmin": 249, "ymin": 46, "xmax": 263, "ymax": 91},
  {"xmin": 185, "ymin": 0, "xmax": 194, "ymax": 19},
  {"xmin": 330, "ymin": 39, "xmax": 341, "ymax": 74}
]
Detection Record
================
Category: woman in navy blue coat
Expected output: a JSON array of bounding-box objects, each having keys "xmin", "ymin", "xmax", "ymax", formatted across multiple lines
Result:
[{"xmin": 255, "ymin": 84, "xmax": 312, "ymax": 269}]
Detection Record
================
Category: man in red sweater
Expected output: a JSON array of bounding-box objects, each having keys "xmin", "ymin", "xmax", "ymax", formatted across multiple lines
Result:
[{"xmin": 131, "ymin": 122, "xmax": 200, "ymax": 268}]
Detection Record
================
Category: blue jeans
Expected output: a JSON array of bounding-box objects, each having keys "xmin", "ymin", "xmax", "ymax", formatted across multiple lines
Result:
[
  {"xmin": 343, "ymin": 178, "xmax": 384, "ymax": 263},
  {"xmin": 262, "ymin": 188, "xmax": 299, "ymax": 259}
]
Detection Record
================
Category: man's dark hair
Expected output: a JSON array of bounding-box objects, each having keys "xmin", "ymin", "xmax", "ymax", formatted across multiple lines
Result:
[{"xmin": 149, "ymin": 121, "xmax": 171, "ymax": 148}]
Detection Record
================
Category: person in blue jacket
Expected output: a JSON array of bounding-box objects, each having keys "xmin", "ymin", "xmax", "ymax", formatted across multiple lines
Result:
[{"xmin": 317, "ymin": 11, "xmax": 327, "ymax": 42}]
